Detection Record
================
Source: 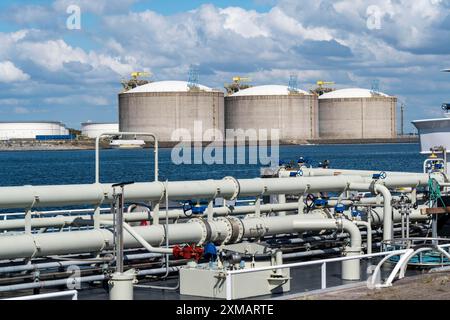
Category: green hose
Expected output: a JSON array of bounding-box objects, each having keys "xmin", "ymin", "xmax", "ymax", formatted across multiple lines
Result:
[{"xmin": 428, "ymin": 178, "xmax": 446, "ymax": 208}]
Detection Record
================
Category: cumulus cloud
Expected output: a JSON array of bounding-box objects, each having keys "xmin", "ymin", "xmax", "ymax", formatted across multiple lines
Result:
[
  {"xmin": 1, "ymin": 5, "xmax": 55, "ymax": 27},
  {"xmin": 0, "ymin": 0, "xmax": 449, "ymax": 129},
  {"xmin": 44, "ymin": 95, "xmax": 110, "ymax": 106},
  {"xmin": 52, "ymin": 0, "xmax": 138, "ymax": 14},
  {"xmin": 14, "ymin": 38, "xmax": 134, "ymax": 75},
  {"xmin": 13, "ymin": 106, "xmax": 30, "ymax": 114},
  {"xmin": 0, "ymin": 61, "xmax": 30, "ymax": 82}
]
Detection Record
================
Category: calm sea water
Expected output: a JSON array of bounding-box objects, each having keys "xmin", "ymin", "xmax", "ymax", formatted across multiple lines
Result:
[{"xmin": 0, "ymin": 143, "xmax": 425, "ymax": 187}]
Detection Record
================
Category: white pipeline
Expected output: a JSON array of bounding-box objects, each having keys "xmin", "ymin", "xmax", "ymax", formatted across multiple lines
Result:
[
  {"xmin": 355, "ymin": 221, "xmax": 372, "ymax": 254},
  {"xmin": 0, "ymin": 214, "xmax": 352, "ymax": 261},
  {"xmin": 292, "ymin": 218, "xmax": 362, "ymax": 280},
  {"xmin": 348, "ymin": 183, "xmax": 393, "ymax": 241},
  {"xmin": 101, "ymin": 220, "xmax": 172, "ymax": 255},
  {"xmin": 0, "ymin": 174, "xmax": 438, "ymax": 209}
]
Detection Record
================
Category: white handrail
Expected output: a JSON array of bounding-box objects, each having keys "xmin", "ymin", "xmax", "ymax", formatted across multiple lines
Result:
[
  {"xmin": 0, "ymin": 208, "xmax": 110, "ymax": 219},
  {"xmin": 226, "ymin": 243, "xmax": 450, "ymax": 277},
  {"xmin": 3, "ymin": 290, "xmax": 78, "ymax": 300},
  {"xmin": 226, "ymin": 250, "xmax": 407, "ymax": 275},
  {"xmin": 225, "ymin": 249, "xmax": 409, "ymax": 300},
  {"xmin": 225, "ymin": 243, "xmax": 450, "ymax": 299},
  {"xmin": 95, "ymin": 132, "xmax": 159, "ymax": 183}
]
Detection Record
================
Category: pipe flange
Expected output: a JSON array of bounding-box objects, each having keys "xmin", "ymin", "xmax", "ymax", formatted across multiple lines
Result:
[
  {"xmin": 214, "ymin": 217, "xmax": 233, "ymax": 245},
  {"xmin": 156, "ymin": 181, "xmax": 167, "ymax": 203},
  {"xmin": 227, "ymin": 216, "xmax": 245, "ymax": 244},
  {"xmin": 369, "ymin": 180, "xmax": 385, "ymax": 194},
  {"xmin": 223, "ymin": 176, "xmax": 240, "ymax": 201},
  {"xmin": 188, "ymin": 218, "xmax": 211, "ymax": 245},
  {"xmin": 29, "ymin": 234, "xmax": 40, "ymax": 259},
  {"xmin": 343, "ymin": 246, "xmax": 362, "ymax": 256},
  {"xmin": 335, "ymin": 217, "xmax": 344, "ymax": 233}
]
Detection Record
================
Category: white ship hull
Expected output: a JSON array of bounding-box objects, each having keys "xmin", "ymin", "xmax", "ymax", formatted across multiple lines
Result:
[{"xmin": 413, "ymin": 116, "xmax": 450, "ymax": 154}]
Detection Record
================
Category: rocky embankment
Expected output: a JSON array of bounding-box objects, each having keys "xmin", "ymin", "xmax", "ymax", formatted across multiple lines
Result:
[{"xmin": 0, "ymin": 140, "xmax": 96, "ymax": 151}]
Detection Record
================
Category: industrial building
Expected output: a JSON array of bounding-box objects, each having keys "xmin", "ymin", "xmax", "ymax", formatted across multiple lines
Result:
[
  {"xmin": 0, "ymin": 121, "xmax": 69, "ymax": 140},
  {"xmin": 81, "ymin": 122, "xmax": 119, "ymax": 139},
  {"xmin": 119, "ymin": 81, "xmax": 224, "ymax": 142},
  {"xmin": 225, "ymin": 85, "xmax": 318, "ymax": 142},
  {"xmin": 318, "ymin": 88, "xmax": 397, "ymax": 139}
]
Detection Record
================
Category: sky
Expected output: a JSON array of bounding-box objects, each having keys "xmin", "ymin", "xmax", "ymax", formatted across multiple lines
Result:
[{"xmin": 0, "ymin": 0, "xmax": 449, "ymax": 131}]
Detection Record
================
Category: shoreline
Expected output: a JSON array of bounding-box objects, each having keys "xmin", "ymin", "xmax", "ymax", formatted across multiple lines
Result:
[{"xmin": 0, "ymin": 136, "xmax": 419, "ymax": 152}]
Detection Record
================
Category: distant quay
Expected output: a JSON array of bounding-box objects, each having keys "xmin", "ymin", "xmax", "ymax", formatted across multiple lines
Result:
[
  {"xmin": 306, "ymin": 136, "xmax": 419, "ymax": 145},
  {"xmin": 0, "ymin": 135, "xmax": 419, "ymax": 151},
  {"xmin": 0, "ymin": 140, "xmax": 107, "ymax": 151}
]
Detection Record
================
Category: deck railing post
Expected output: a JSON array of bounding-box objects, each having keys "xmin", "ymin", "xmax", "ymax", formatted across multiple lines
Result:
[
  {"xmin": 226, "ymin": 272, "xmax": 233, "ymax": 300},
  {"xmin": 321, "ymin": 262, "xmax": 327, "ymax": 290}
]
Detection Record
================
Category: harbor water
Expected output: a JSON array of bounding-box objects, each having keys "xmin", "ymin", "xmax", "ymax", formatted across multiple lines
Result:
[{"xmin": 0, "ymin": 143, "xmax": 425, "ymax": 187}]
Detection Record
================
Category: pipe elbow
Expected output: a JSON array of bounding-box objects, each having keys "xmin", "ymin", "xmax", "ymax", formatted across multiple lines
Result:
[
  {"xmin": 373, "ymin": 184, "xmax": 392, "ymax": 201},
  {"xmin": 342, "ymin": 219, "xmax": 362, "ymax": 250}
]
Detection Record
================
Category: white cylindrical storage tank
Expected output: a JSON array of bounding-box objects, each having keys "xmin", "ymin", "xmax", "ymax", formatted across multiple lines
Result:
[
  {"xmin": 0, "ymin": 121, "xmax": 68, "ymax": 140},
  {"xmin": 318, "ymin": 88, "xmax": 397, "ymax": 139},
  {"xmin": 225, "ymin": 85, "xmax": 318, "ymax": 142},
  {"xmin": 59, "ymin": 125, "xmax": 69, "ymax": 135},
  {"xmin": 119, "ymin": 81, "xmax": 224, "ymax": 143},
  {"xmin": 81, "ymin": 122, "xmax": 119, "ymax": 138}
]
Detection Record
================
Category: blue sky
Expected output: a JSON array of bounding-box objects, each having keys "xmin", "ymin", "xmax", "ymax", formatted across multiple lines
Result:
[{"xmin": 0, "ymin": 0, "xmax": 449, "ymax": 130}]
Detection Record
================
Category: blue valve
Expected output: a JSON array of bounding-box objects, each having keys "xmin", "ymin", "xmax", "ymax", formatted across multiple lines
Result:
[
  {"xmin": 314, "ymin": 198, "xmax": 328, "ymax": 208},
  {"xmin": 183, "ymin": 201, "xmax": 207, "ymax": 216},
  {"xmin": 192, "ymin": 205, "xmax": 207, "ymax": 215},
  {"xmin": 372, "ymin": 172, "xmax": 387, "ymax": 180},
  {"xmin": 204, "ymin": 242, "xmax": 217, "ymax": 261},
  {"xmin": 289, "ymin": 169, "xmax": 304, "ymax": 177},
  {"xmin": 351, "ymin": 210, "xmax": 362, "ymax": 218},
  {"xmin": 335, "ymin": 203, "xmax": 346, "ymax": 214}
]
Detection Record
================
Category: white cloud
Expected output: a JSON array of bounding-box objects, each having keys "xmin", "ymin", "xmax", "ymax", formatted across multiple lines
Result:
[
  {"xmin": 13, "ymin": 106, "xmax": 30, "ymax": 114},
  {"xmin": 18, "ymin": 40, "xmax": 86, "ymax": 72},
  {"xmin": 221, "ymin": 7, "xmax": 269, "ymax": 38},
  {"xmin": 0, "ymin": 1, "xmax": 449, "ymax": 127},
  {"xmin": 0, "ymin": 61, "xmax": 30, "ymax": 82},
  {"xmin": 0, "ymin": 98, "xmax": 22, "ymax": 106},
  {"xmin": 13, "ymin": 38, "xmax": 134, "ymax": 76},
  {"xmin": 44, "ymin": 95, "xmax": 110, "ymax": 106},
  {"xmin": 52, "ymin": 0, "xmax": 138, "ymax": 14}
]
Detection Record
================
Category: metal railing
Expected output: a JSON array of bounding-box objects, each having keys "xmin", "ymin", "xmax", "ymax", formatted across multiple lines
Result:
[
  {"xmin": 3, "ymin": 290, "xmax": 78, "ymax": 300},
  {"xmin": 0, "ymin": 208, "xmax": 111, "ymax": 233},
  {"xmin": 0, "ymin": 208, "xmax": 110, "ymax": 220},
  {"xmin": 224, "ymin": 250, "xmax": 408, "ymax": 300},
  {"xmin": 95, "ymin": 132, "xmax": 159, "ymax": 183}
]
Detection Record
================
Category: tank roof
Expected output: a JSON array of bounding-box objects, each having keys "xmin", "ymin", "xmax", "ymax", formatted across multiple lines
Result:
[
  {"xmin": 81, "ymin": 122, "xmax": 118, "ymax": 126},
  {"xmin": 124, "ymin": 81, "xmax": 213, "ymax": 93},
  {"xmin": 319, "ymin": 88, "xmax": 391, "ymax": 99},
  {"xmin": 230, "ymin": 85, "xmax": 310, "ymax": 97},
  {"xmin": 0, "ymin": 121, "xmax": 65, "ymax": 125}
]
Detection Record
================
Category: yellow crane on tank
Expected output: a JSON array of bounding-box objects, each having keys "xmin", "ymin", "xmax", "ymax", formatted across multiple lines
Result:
[
  {"xmin": 225, "ymin": 76, "xmax": 252, "ymax": 95},
  {"xmin": 312, "ymin": 80, "xmax": 335, "ymax": 96},
  {"xmin": 121, "ymin": 72, "xmax": 153, "ymax": 91},
  {"xmin": 232, "ymin": 76, "xmax": 251, "ymax": 83},
  {"xmin": 316, "ymin": 80, "xmax": 335, "ymax": 87},
  {"xmin": 131, "ymin": 71, "xmax": 152, "ymax": 79}
]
